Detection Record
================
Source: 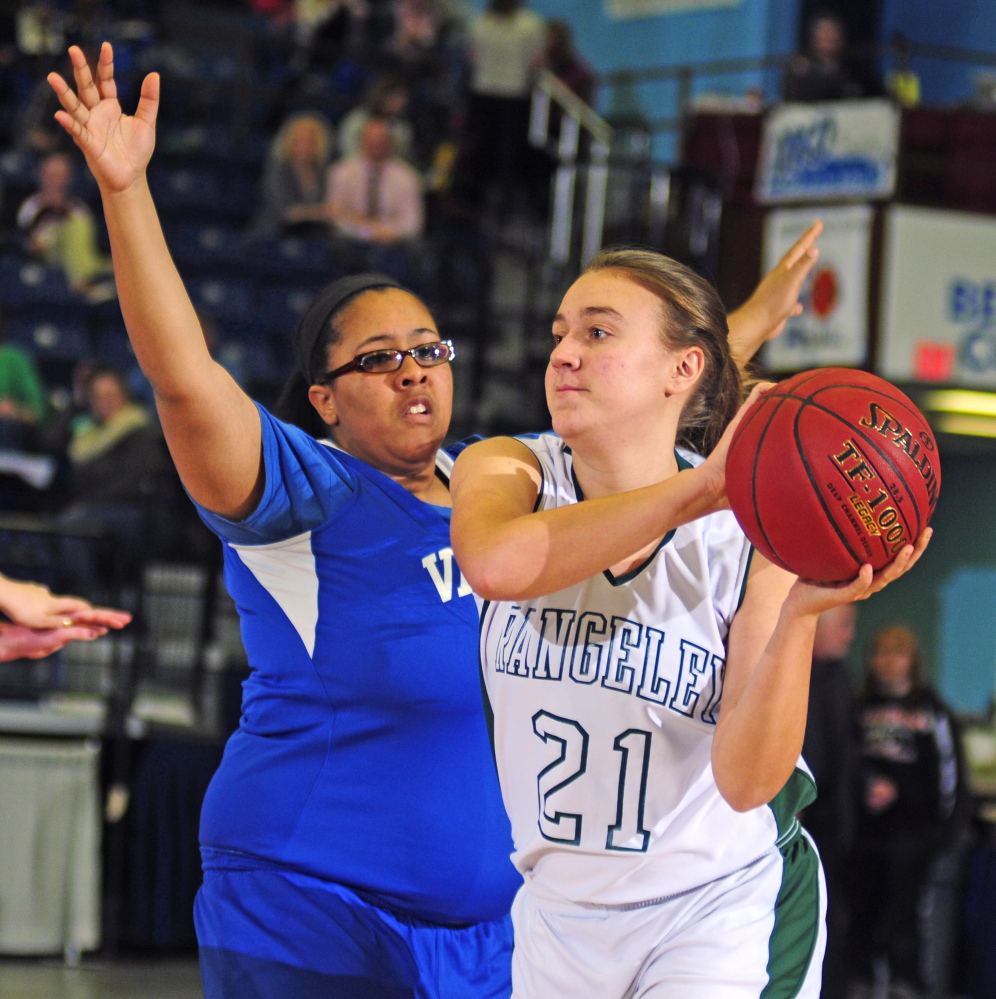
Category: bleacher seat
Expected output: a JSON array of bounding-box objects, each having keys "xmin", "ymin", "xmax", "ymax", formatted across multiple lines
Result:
[
  {"xmin": 0, "ymin": 258, "xmax": 74, "ymax": 305},
  {"xmin": 96, "ymin": 326, "xmax": 136, "ymax": 370},
  {"xmin": 167, "ymin": 224, "xmax": 246, "ymax": 271},
  {"xmin": 149, "ymin": 166, "xmax": 222, "ymax": 212},
  {"xmin": 189, "ymin": 277, "xmax": 254, "ymax": 323},
  {"xmin": 7, "ymin": 317, "xmax": 89, "ymax": 361},
  {"xmin": 249, "ymin": 237, "xmax": 339, "ymax": 283},
  {"xmin": 256, "ymin": 286, "xmax": 319, "ymax": 332}
]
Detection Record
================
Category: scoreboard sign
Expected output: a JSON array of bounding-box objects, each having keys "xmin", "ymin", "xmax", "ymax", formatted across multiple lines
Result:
[
  {"xmin": 762, "ymin": 204, "xmax": 873, "ymax": 371},
  {"xmin": 756, "ymin": 99, "xmax": 900, "ymax": 204},
  {"xmin": 879, "ymin": 205, "xmax": 996, "ymax": 388}
]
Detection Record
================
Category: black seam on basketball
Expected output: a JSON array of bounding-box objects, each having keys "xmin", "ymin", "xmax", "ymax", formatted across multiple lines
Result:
[
  {"xmin": 791, "ymin": 404, "xmax": 865, "ymax": 573},
  {"xmin": 749, "ymin": 391, "xmax": 798, "ymax": 572},
  {"xmin": 791, "ymin": 396, "xmax": 925, "ymax": 538}
]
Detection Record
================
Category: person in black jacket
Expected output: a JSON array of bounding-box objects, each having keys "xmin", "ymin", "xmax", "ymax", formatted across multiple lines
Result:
[
  {"xmin": 847, "ymin": 625, "xmax": 967, "ymax": 998},
  {"xmin": 801, "ymin": 603, "xmax": 857, "ymax": 999}
]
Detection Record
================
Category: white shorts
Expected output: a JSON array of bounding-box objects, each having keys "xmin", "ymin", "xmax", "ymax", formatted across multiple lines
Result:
[{"xmin": 511, "ymin": 831, "xmax": 826, "ymax": 999}]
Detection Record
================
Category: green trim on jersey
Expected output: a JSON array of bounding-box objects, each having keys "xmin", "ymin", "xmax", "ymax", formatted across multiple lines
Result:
[
  {"xmin": 736, "ymin": 545, "xmax": 755, "ymax": 611},
  {"xmin": 761, "ymin": 830, "xmax": 822, "ymax": 999},
  {"xmin": 570, "ymin": 451, "xmax": 693, "ymax": 589},
  {"xmin": 767, "ymin": 767, "xmax": 817, "ymax": 849}
]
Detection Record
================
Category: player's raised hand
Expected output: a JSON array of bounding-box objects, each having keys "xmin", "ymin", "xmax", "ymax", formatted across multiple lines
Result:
[
  {"xmin": 47, "ymin": 42, "xmax": 159, "ymax": 194},
  {"xmin": 697, "ymin": 381, "xmax": 774, "ymax": 510},
  {"xmin": 727, "ymin": 220, "xmax": 823, "ymax": 366},
  {"xmin": 786, "ymin": 527, "xmax": 933, "ymax": 617}
]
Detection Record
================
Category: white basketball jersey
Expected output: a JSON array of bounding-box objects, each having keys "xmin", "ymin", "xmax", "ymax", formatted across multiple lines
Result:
[{"xmin": 480, "ymin": 433, "xmax": 816, "ymax": 908}]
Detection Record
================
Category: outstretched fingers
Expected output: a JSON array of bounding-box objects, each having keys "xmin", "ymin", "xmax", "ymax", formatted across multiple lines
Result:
[
  {"xmin": 134, "ymin": 71, "xmax": 160, "ymax": 129},
  {"xmin": 782, "ymin": 220, "xmax": 823, "ymax": 270},
  {"xmin": 96, "ymin": 40, "xmax": 117, "ymax": 100},
  {"xmin": 68, "ymin": 45, "xmax": 101, "ymax": 110}
]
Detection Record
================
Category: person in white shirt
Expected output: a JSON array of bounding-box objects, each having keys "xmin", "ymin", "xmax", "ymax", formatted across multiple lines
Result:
[{"xmin": 461, "ymin": 0, "xmax": 546, "ymax": 213}]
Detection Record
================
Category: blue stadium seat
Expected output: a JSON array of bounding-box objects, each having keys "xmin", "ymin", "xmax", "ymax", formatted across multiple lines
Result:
[
  {"xmin": 149, "ymin": 166, "xmax": 222, "ymax": 211},
  {"xmin": 256, "ymin": 286, "xmax": 318, "ymax": 332},
  {"xmin": 96, "ymin": 326, "xmax": 136, "ymax": 369},
  {"xmin": 0, "ymin": 258, "xmax": 74, "ymax": 305},
  {"xmin": 167, "ymin": 223, "xmax": 246, "ymax": 270},
  {"xmin": 189, "ymin": 277, "xmax": 254, "ymax": 323},
  {"xmin": 217, "ymin": 339, "xmax": 275, "ymax": 383},
  {"xmin": 7, "ymin": 317, "xmax": 89, "ymax": 361},
  {"xmin": 250, "ymin": 237, "xmax": 337, "ymax": 281}
]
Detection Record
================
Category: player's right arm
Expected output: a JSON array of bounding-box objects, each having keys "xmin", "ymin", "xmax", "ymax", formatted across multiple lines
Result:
[
  {"xmin": 451, "ymin": 437, "xmax": 724, "ymax": 601},
  {"xmin": 451, "ymin": 383, "xmax": 772, "ymax": 600},
  {"xmin": 47, "ymin": 44, "xmax": 263, "ymax": 520}
]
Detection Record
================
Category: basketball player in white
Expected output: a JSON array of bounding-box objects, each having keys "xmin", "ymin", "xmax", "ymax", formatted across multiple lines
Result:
[{"xmin": 450, "ymin": 249, "xmax": 930, "ymax": 999}]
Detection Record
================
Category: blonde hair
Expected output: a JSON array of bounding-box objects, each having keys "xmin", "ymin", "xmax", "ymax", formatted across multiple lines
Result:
[
  {"xmin": 583, "ymin": 248, "xmax": 742, "ymax": 455},
  {"xmin": 274, "ymin": 114, "xmax": 333, "ymax": 166}
]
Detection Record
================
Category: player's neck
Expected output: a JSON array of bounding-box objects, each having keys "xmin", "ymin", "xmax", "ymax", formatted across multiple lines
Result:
[{"xmin": 570, "ymin": 432, "xmax": 681, "ymax": 500}]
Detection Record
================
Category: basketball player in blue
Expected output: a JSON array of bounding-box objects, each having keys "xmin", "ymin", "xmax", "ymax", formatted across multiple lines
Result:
[
  {"xmin": 450, "ymin": 250, "xmax": 931, "ymax": 998},
  {"xmin": 47, "ymin": 43, "xmax": 824, "ymax": 999}
]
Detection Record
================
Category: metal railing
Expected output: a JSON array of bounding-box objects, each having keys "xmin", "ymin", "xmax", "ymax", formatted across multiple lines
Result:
[
  {"xmin": 597, "ymin": 35, "xmax": 996, "ymax": 146},
  {"xmin": 529, "ymin": 69, "xmax": 614, "ymax": 267}
]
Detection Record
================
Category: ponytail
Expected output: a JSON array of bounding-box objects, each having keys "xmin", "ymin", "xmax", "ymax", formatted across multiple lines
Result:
[
  {"xmin": 584, "ymin": 248, "xmax": 742, "ymax": 455},
  {"xmin": 274, "ymin": 369, "xmax": 332, "ymax": 438}
]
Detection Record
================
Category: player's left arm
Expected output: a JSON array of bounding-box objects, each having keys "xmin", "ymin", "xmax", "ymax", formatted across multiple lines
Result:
[
  {"xmin": 713, "ymin": 528, "xmax": 931, "ymax": 813},
  {"xmin": 727, "ymin": 220, "xmax": 822, "ymax": 368}
]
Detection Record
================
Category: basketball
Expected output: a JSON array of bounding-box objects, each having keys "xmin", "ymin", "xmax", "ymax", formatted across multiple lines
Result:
[{"xmin": 725, "ymin": 368, "xmax": 940, "ymax": 583}]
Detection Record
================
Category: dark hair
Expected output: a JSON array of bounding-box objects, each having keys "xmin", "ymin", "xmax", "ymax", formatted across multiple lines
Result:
[
  {"xmin": 860, "ymin": 625, "xmax": 931, "ymax": 701},
  {"xmin": 274, "ymin": 285, "xmax": 432, "ymax": 439},
  {"xmin": 85, "ymin": 363, "xmax": 129, "ymax": 396},
  {"xmin": 582, "ymin": 248, "xmax": 742, "ymax": 455},
  {"xmin": 489, "ymin": 0, "xmax": 523, "ymax": 14},
  {"xmin": 366, "ymin": 74, "xmax": 409, "ymax": 116}
]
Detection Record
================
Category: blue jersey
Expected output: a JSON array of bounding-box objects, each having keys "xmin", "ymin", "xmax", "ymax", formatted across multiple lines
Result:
[{"xmin": 197, "ymin": 405, "xmax": 519, "ymax": 925}]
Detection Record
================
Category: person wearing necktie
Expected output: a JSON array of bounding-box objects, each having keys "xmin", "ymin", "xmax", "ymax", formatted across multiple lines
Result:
[{"xmin": 326, "ymin": 118, "xmax": 424, "ymax": 277}]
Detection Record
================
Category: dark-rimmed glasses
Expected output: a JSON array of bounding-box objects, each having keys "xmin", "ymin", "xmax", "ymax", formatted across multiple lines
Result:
[{"xmin": 316, "ymin": 340, "xmax": 456, "ymax": 383}]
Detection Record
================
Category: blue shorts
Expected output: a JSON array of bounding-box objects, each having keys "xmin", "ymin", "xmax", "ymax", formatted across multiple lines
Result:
[{"xmin": 195, "ymin": 867, "xmax": 513, "ymax": 999}]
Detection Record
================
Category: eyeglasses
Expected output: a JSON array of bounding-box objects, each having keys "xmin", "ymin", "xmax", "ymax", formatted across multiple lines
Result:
[{"xmin": 317, "ymin": 340, "xmax": 456, "ymax": 383}]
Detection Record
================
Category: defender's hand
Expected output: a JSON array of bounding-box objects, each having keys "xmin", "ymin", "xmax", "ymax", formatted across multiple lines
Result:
[{"xmin": 47, "ymin": 42, "xmax": 159, "ymax": 195}]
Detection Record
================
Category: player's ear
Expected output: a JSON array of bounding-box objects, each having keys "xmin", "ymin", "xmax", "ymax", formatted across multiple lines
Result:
[
  {"xmin": 665, "ymin": 345, "xmax": 705, "ymax": 397},
  {"xmin": 308, "ymin": 383, "xmax": 339, "ymax": 428}
]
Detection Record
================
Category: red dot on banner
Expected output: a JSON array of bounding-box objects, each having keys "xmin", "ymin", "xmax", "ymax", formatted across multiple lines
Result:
[{"xmin": 811, "ymin": 268, "xmax": 838, "ymax": 319}]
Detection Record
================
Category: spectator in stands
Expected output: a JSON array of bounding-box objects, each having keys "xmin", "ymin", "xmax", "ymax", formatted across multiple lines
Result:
[
  {"xmin": 67, "ymin": 365, "xmax": 161, "ymax": 504},
  {"xmin": 784, "ymin": 11, "xmax": 862, "ymax": 102},
  {"xmin": 545, "ymin": 19, "xmax": 594, "ymax": 105},
  {"xmin": 250, "ymin": 113, "xmax": 334, "ymax": 240},
  {"xmin": 847, "ymin": 625, "xmax": 968, "ymax": 999},
  {"xmin": 326, "ymin": 116, "xmax": 423, "ymax": 281},
  {"xmin": 338, "ymin": 74, "xmax": 414, "ymax": 163},
  {"xmin": 17, "ymin": 151, "xmax": 113, "ymax": 300},
  {"xmin": 388, "ymin": 0, "xmax": 448, "ymax": 66},
  {"xmin": 801, "ymin": 604, "xmax": 857, "ymax": 999},
  {"xmin": 460, "ymin": 0, "xmax": 545, "ymax": 213},
  {"xmin": 0, "ymin": 309, "xmax": 46, "ymax": 449}
]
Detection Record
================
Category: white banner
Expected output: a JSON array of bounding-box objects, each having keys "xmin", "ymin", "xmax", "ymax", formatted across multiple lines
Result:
[
  {"xmin": 762, "ymin": 204, "xmax": 872, "ymax": 371},
  {"xmin": 756, "ymin": 99, "xmax": 900, "ymax": 204},
  {"xmin": 880, "ymin": 205, "xmax": 996, "ymax": 388}
]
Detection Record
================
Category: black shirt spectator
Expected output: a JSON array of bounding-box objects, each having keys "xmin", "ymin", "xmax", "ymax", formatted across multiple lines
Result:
[
  {"xmin": 800, "ymin": 604, "xmax": 856, "ymax": 999},
  {"xmin": 847, "ymin": 625, "xmax": 968, "ymax": 996},
  {"xmin": 784, "ymin": 12, "xmax": 861, "ymax": 102}
]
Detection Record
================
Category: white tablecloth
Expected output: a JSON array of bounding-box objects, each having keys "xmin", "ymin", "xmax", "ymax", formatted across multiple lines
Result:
[{"xmin": 0, "ymin": 737, "xmax": 101, "ymax": 954}]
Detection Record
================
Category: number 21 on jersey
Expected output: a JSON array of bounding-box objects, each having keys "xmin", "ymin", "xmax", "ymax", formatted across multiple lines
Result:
[{"xmin": 532, "ymin": 710, "xmax": 652, "ymax": 852}]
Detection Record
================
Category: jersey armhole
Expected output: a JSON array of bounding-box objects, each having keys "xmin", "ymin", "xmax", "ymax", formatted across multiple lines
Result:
[{"xmin": 735, "ymin": 544, "xmax": 756, "ymax": 612}]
